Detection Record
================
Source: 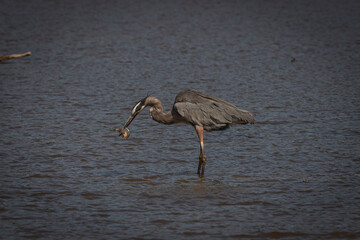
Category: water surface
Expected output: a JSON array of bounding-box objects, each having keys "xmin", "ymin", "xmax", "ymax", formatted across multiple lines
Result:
[{"xmin": 1, "ymin": 0, "xmax": 360, "ymax": 239}]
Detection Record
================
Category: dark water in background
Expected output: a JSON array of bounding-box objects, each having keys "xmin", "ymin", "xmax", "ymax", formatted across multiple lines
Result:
[{"xmin": 1, "ymin": 0, "xmax": 360, "ymax": 239}]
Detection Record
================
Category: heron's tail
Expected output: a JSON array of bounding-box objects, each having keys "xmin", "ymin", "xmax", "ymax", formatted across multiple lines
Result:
[{"xmin": 233, "ymin": 109, "xmax": 255, "ymax": 124}]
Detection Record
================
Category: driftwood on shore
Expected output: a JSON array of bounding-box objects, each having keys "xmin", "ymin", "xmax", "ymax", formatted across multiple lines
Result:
[{"xmin": 0, "ymin": 51, "xmax": 31, "ymax": 61}]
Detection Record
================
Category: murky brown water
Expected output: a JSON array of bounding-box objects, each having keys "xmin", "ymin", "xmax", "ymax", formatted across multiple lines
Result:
[{"xmin": 1, "ymin": 0, "xmax": 360, "ymax": 239}]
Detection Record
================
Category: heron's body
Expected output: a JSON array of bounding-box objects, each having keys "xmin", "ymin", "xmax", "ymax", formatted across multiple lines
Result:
[{"xmin": 119, "ymin": 89, "xmax": 255, "ymax": 175}]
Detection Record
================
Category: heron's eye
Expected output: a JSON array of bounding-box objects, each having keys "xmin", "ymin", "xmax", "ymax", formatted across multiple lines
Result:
[{"xmin": 132, "ymin": 102, "xmax": 142, "ymax": 114}]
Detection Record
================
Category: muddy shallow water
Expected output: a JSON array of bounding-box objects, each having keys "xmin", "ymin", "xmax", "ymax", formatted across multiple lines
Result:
[{"xmin": 1, "ymin": 0, "xmax": 360, "ymax": 239}]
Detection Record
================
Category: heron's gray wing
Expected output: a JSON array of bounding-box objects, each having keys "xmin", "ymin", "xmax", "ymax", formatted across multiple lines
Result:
[
  {"xmin": 174, "ymin": 102, "xmax": 225, "ymax": 131},
  {"xmin": 174, "ymin": 101, "xmax": 254, "ymax": 131},
  {"xmin": 175, "ymin": 89, "xmax": 236, "ymax": 108}
]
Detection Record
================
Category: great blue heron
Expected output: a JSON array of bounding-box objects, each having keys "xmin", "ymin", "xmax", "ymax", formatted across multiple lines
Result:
[{"xmin": 117, "ymin": 89, "xmax": 255, "ymax": 175}]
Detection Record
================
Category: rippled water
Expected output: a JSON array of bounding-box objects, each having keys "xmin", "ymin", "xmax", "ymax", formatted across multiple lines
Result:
[{"xmin": 1, "ymin": 0, "xmax": 360, "ymax": 239}]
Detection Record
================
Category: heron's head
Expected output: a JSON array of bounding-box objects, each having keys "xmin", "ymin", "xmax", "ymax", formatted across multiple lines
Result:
[{"xmin": 123, "ymin": 96, "xmax": 148, "ymax": 128}]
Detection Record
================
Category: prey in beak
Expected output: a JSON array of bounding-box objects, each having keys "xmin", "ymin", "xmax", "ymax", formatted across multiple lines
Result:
[
  {"xmin": 116, "ymin": 127, "xmax": 130, "ymax": 139},
  {"xmin": 116, "ymin": 96, "xmax": 148, "ymax": 139}
]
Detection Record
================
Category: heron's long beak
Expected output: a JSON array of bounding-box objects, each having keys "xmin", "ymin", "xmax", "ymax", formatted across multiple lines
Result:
[{"xmin": 123, "ymin": 112, "xmax": 139, "ymax": 129}]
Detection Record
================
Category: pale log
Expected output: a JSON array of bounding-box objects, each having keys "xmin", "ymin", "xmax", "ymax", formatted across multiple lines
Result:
[{"xmin": 0, "ymin": 51, "xmax": 31, "ymax": 61}]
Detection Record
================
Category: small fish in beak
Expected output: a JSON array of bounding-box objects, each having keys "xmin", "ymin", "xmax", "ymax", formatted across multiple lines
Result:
[
  {"xmin": 116, "ymin": 96, "xmax": 148, "ymax": 140},
  {"xmin": 116, "ymin": 128, "xmax": 131, "ymax": 139}
]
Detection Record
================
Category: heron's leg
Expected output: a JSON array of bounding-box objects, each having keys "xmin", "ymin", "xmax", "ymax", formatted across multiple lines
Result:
[{"xmin": 195, "ymin": 126, "xmax": 206, "ymax": 175}]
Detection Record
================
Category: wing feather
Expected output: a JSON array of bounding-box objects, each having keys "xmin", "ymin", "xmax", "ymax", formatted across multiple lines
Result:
[{"xmin": 174, "ymin": 90, "xmax": 255, "ymax": 131}]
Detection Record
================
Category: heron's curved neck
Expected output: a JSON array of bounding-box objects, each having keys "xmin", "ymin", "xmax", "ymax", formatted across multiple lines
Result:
[{"xmin": 145, "ymin": 97, "xmax": 175, "ymax": 124}]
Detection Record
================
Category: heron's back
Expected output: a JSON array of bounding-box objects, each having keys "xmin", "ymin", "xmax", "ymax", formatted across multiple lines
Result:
[{"xmin": 173, "ymin": 89, "xmax": 255, "ymax": 131}]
